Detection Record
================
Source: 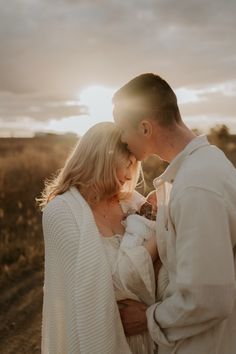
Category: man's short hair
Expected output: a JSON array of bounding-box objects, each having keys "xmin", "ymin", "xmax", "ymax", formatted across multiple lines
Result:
[{"xmin": 113, "ymin": 73, "xmax": 181, "ymax": 126}]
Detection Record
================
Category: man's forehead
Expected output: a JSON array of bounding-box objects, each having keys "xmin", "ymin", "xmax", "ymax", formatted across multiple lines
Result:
[{"xmin": 113, "ymin": 107, "xmax": 126, "ymax": 126}]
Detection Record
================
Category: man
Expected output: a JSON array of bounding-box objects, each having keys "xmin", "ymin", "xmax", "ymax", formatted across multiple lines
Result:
[{"xmin": 113, "ymin": 73, "xmax": 236, "ymax": 354}]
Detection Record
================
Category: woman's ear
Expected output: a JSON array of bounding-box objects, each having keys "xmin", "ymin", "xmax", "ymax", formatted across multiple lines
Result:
[{"xmin": 138, "ymin": 120, "xmax": 153, "ymax": 138}]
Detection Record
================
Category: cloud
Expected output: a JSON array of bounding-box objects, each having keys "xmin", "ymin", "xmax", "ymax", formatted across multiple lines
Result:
[
  {"xmin": 178, "ymin": 80, "xmax": 236, "ymax": 118},
  {"xmin": 181, "ymin": 92, "xmax": 236, "ymax": 119},
  {"xmin": 0, "ymin": 0, "xmax": 235, "ymax": 128},
  {"xmin": 0, "ymin": 91, "xmax": 87, "ymax": 122},
  {"xmin": 0, "ymin": 0, "xmax": 235, "ymax": 91}
]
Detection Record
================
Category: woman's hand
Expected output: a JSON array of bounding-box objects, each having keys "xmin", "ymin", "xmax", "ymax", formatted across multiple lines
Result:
[
  {"xmin": 143, "ymin": 236, "xmax": 158, "ymax": 262},
  {"xmin": 117, "ymin": 299, "xmax": 148, "ymax": 336}
]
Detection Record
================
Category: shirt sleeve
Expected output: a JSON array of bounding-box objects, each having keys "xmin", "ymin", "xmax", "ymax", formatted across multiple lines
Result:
[
  {"xmin": 147, "ymin": 187, "xmax": 235, "ymax": 346},
  {"xmin": 42, "ymin": 199, "xmax": 81, "ymax": 352}
]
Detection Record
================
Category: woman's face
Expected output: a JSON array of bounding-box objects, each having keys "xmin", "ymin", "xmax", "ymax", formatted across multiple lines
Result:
[{"xmin": 116, "ymin": 154, "xmax": 136, "ymax": 186}]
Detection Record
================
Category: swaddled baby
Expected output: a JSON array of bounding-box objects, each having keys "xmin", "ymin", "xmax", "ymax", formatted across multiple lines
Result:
[
  {"xmin": 120, "ymin": 190, "xmax": 157, "ymax": 250},
  {"xmin": 120, "ymin": 190, "xmax": 169, "ymax": 301}
]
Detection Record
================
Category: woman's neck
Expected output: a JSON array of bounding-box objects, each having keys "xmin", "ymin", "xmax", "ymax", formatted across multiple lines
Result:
[
  {"xmin": 92, "ymin": 195, "xmax": 119, "ymax": 208},
  {"xmin": 79, "ymin": 187, "xmax": 119, "ymax": 207},
  {"xmin": 90, "ymin": 194, "xmax": 125, "ymax": 237}
]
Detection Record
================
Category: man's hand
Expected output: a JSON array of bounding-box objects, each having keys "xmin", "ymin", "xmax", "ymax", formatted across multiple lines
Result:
[{"xmin": 117, "ymin": 299, "xmax": 148, "ymax": 336}]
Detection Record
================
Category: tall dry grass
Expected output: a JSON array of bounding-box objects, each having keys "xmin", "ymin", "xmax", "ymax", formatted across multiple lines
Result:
[
  {"xmin": 0, "ymin": 127, "xmax": 235, "ymax": 285},
  {"xmin": 0, "ymin": 135, "xmax": 77, "ymax": 284}
]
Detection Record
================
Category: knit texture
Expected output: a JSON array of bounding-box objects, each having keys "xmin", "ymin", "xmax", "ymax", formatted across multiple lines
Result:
[{"xmin": 42, "ymin": 187, "xmax": 131, "ymax": 354}]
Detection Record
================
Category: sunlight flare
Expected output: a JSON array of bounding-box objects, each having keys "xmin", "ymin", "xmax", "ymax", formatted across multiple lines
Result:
[{"xmin": 80, "ymin": 86, "xmax": 116, "ymax": 122}]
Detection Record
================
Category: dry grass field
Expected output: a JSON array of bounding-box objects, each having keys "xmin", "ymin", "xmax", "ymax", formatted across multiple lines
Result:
[
  {"xmin": 0, "ymin": 134, "xmax": 78, "ymax": 353},
  {"xmin": 0, "ymin": 125, "xmax": 235, "ymax": 353}
]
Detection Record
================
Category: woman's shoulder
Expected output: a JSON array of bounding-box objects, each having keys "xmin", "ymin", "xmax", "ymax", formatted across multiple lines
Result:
[
  {"xmin": 43, "ymin": 187, "xmax": 84, "ymax": 213},
  {"xmin": 42, "ymin": 187, "xmax": 91, "ymax": 231},
  {"xmin": 43, "ymin": 192, "xmax": 68, "ymax": 214},
  {"xmin": 42, "ymin": 194, "xmax": 70, "ymax": 226},
  {"xmin": 42, "ymin": 189, "xmax": 81, "ymax": 221}
]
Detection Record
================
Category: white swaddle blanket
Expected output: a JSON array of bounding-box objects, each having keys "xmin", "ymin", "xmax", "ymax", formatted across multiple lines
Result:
[
  {"xmin": 120, "ymin": 212, "xmax": 169, "ymax": 302},
  {"xmin": 120, "ymin": 213, "xmax": 156, "ymax": 250}
]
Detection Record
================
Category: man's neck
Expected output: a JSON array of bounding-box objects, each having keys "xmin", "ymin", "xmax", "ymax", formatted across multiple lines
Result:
[{"xmin": 154, "ymin": 122, "xmax": 196, "ymax": 163}]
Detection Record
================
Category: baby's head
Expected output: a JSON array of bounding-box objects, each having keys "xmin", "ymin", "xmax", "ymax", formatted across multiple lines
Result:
[
  {"xmin": 146, "ymin": 190, "xmax": 157, "ymax": 211},
  {"xmin": 139, "ymin": 190, "xmax": 157, "ymax": 220}
]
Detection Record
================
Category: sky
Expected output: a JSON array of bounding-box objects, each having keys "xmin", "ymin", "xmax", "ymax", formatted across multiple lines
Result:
[{"xmin": 0, "ymin": 0, "xmax": 235, "ymax": 137}]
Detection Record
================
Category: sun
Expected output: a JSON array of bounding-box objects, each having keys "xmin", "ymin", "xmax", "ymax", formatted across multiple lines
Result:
[
  {"xmin": 79, "ymin": 85, "xmax": 116, "ymax": 123},
  {"xmin": 42, "ymin": 86, "xmax": 117, "ymax": 137}
]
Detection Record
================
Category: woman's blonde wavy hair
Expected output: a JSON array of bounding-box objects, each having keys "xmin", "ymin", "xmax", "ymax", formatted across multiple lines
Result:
[{"xmin": 38, "ymin": 122, "xmax": 141, "ymax": 209}]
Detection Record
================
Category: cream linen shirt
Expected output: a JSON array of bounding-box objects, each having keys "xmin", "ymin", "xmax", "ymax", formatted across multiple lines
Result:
[{"xmin": 146, "ymin": 136, "xmax": 236, "ymax": 354}]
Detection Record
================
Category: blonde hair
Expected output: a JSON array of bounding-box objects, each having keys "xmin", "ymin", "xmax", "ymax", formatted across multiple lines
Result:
[{"xmin": 38, "ymin": 122, "xmax": 141, "ymax": 208}]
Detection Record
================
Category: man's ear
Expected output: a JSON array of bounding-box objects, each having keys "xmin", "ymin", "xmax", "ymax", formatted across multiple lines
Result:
[{"xmin": 138, "ymin": 120, "xmax": 153, "ymax": 137}]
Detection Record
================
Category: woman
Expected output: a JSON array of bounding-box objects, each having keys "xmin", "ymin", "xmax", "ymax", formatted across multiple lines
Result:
[{"xmin": 39, "ymin": 122, "xmax": 159, "ymax": 354}]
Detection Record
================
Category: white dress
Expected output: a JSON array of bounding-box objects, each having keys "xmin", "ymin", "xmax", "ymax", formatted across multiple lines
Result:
[{"xmin": 101, "ymin": 193, "xmax": 157, "ymax": 354}]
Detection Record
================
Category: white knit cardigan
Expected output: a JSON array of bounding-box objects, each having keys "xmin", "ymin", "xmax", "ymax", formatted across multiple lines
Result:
[{"xmin": 42, "ymin": 186, "xmax": 131, "ymax": 354}]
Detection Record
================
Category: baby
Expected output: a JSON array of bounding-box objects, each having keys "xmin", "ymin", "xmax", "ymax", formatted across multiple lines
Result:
[
  {"xmin": 120, "ymin": 190, "xmax": 158, "ymax": 250},
  {"xmin": 120, "ymin": 190, "xmax": 169, "ymax": 302}
]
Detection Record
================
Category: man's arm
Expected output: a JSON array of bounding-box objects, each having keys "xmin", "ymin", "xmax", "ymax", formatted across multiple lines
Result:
[{"xmin": 147, "ymin": 187, "xmax": 235, "ymax": 346}]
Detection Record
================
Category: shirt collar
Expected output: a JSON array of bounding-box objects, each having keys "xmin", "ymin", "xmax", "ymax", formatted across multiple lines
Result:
[{"xmin": 153, "ymin": 135, "xmax": 210, "ymax": 187}]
